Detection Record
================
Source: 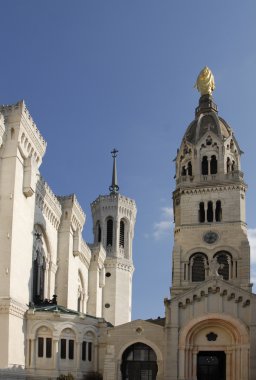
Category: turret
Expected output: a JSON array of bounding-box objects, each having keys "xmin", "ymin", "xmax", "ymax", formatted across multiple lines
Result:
[{"xmin": 91, "ymin": 150, "xmax": 137, "ymax": 325}]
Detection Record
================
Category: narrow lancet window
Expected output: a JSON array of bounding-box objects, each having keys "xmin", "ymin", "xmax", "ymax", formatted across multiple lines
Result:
[
  {"xmin": 215, "ymin": 200, "xmax": 222, "ymax": 222},
  {"xmin": 181, "ymin": 166, "xmax": 186, "ymax": 176},
  {"xmin": 226, "ymin": 157, "xmax": 231, "ymax": 173},
  {"xmin": 199, "ymin": 202, "xmax": 205, "ymax": 223},
  {"xmin": 210, "ymin": 155, "xmax": 217, "ymax": 174},
  {"xmin": 120, "ymin": 220, "xmax": 125, "ymax": 247},
  {"xmin": 106, "ymin": 219, "xmax": 113, "ymax": 246},
  {"xmin": 202, "ymin": 156, "xmax": 208, "ymax": 175},
  {"xmin": 33, "ymin": 233, "xmax": 46, "ymax": 303},
  {"xmin": 97, "ymin": 223, "xmax": 101, "ymax": 243},
  {"xmin": 188, "ymin": 161, "xmax": 192, "ymax": 176},
  {"xmin": 207, "ymin": 201, "xmax": 213, "ymax": 222}
]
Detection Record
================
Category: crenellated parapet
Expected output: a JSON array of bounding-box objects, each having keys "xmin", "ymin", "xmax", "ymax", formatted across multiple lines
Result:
[
  {"xmin": 36, "ymin": 176, "xmax": 62, "ymax": 230},
  {"xmin": 0, "ymin": 100, "xmax": 46, "ymax": 164},
  {"xmin": 91, "ymin": 193, "xmax": 137, "ymax": 219}
]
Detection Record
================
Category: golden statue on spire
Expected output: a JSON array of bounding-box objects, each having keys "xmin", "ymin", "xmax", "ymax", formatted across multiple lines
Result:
[{"xmin": 194, "ymin": 66, "xmax": 215, "ymax": 96}]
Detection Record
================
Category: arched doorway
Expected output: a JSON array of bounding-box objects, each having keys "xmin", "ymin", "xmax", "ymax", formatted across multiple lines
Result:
[
  {"xmin": 179, "ymin": 314, "xmax": 250, "ymax": 380},
  {"xmin": 121, "ymin": 343, "xmax": 158, "ymax": 380}
]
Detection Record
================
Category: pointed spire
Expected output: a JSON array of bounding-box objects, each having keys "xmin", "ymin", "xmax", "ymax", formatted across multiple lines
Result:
[{"xmin": 109, "ymin": 149, "xmax": 119, "ymax": 194}]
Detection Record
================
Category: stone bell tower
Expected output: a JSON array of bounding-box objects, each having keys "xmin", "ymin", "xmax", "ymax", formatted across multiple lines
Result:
[
  {"xmin": 171, "ymin": 67, "xmax": 250, "ymax": 297},
  {"xmin": 91, "ymin": 149, "xmax": 137, "ymax": 326},
  {"xmin": 163, "ymin": 68, "xmax": 254, "ymax": 380}
]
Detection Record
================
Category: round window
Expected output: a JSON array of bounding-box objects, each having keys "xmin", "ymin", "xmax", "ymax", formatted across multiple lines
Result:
[
  {"xmin": 105, "ymin": 303, "xmax": 110, "ymax": 308},
  {"xmin": 106, "ymin": 272, "xmax": 111, "ymax": 277}
]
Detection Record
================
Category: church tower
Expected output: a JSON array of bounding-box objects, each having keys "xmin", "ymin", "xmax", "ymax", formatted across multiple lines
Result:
[
  {"xmin": 91, "ymin": 150, "xmax": 137, "ymax": 326},
  {"xmin": 164, "ymin": 68, "xmax": 255, "ymax": 380},
  {"xmin": 171, "ymin": 67, "xmax": 250, "ymax": 296}
]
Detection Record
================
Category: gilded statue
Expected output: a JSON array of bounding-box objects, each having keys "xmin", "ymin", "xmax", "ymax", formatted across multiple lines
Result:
[{"xmin": 194, "ymin": 66, "xmax": 215, "ymax": 96}]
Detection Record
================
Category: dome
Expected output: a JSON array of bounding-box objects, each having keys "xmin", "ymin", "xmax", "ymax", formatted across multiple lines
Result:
[{"xmin": 183, "ymin": 94, "xmax": 232, "ymax": 145}]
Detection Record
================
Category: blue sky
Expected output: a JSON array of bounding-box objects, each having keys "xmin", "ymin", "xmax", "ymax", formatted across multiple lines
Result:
[{"xmin": 1, "ymin": 1, "xmax": 256, "ymax": 320}]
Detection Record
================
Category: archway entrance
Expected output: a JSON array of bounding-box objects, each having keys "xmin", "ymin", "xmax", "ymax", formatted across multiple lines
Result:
[
  {"xmin": 178, "ymin": 313, "xmax": 250, "ymax": 380},
  {"xmin": 121, "ymin": 343, "xmax": 158, "ymax": 380},
  {"xmin": 197, "ymin": 351, "xmax": 226, "ymax": 380}
]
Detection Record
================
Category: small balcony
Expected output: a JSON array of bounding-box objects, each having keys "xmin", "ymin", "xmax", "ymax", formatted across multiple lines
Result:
[{"xmin": 176, "ymin": 170, "xmax": 244, "ymax": 186}]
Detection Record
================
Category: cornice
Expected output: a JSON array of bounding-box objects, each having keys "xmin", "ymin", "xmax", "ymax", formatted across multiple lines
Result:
[
  {"xmin": 0, "ymin": 298, "xmax": 27, "ymax": 318},
  {"xmin": 174, "ymin": 183, "xmax": 246, "ymax": 196},
  {"xmin": 104, "ymin": 257, "xmax": 134, "ymax": 273}
]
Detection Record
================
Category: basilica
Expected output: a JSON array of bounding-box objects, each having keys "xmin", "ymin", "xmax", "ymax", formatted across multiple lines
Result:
[{"xmin": 0, "ymin": 68, "xmax": 255, "ymax": 380}]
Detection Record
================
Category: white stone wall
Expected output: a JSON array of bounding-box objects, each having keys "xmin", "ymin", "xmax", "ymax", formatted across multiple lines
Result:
[{"xmin": 0, "ymin": 101, "xmax": 136, "ymax": 374}]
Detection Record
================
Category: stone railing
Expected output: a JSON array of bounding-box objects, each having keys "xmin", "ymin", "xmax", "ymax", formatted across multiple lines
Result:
[{"xmin": 176, "ymin": 170, "xmax": 244, "ymax": 185}]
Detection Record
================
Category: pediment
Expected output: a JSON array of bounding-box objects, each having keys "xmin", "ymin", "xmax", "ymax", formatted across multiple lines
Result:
[{"xmin": 108, "ymin": 318, "xmax": 164, "ymax": 332}]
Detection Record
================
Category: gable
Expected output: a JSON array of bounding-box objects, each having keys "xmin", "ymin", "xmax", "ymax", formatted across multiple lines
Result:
[{"xmin": 168, "ymin": 278, "xmax": 254, "ymax": 328}]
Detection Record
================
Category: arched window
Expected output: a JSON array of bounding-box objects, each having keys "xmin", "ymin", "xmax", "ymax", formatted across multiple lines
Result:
[
  {"xmin": 36, "ymin": 326, "xmax": 53, "ymax": 363},
  {"xmin": 226, "ymin": 157, "xmax": 231, "ymax": 173},
  {"xmin": 191, "ymin": 254, "xmax": 207, "ymax": 282},
  {"xmin": 199, "ymin": 202, "xmax": 205, "ymax": 223},
  {"xmin": 214, "ymin": 251, "xmax": 231, "ymax": 280},
  {"xmin": 188, "ymin": 161, "xmax": 192, "ymax": 176},
  {"xmin": 207, "ymin": 201, "xmax": 213, "ymax": 222},
  {"xmin": 120, "ymin": 219, "xmax": 125, "ymax": 248},
  {"xmin": 202, "ymin": 156, "xmax": 208, "ymax": 175},
  {"xmin": 106, "ymin": 218, "xmax": 113, "ymax": 246},
  {"xmin": 181, "ymin": 166, "xmax": 186, "ymax": 176},
  {"xmin": 210, "ymin": 155, "xmax": 217, "ymax": 174},
  {"xmin": 81, "ymin": 331, "xmax": 95, "ymax": 366},
  {"xmin": 121, "ymin": 343, "xmax": 158, "ymax": 380},
  {"xmin": 33, "ymin": 232, "xmax": 46, "ymax": 304},
  {"xmin": 215, "ymin": 200, "xmax": 222, "ymax": 222},
  {"xmin": 60, "ymin": 328, "xmax": 75, "ymax": 361},
  {"xmin": 232, "ymin": 160, "xmax": 235, "ymax": 171},
  {"xmin": 96, "ymin": 221, "xmax": 101, "ymax": 243}
]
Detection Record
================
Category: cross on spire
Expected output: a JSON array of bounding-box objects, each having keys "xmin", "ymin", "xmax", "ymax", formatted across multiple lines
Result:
[{"xmin": 109, "ymin": 148, "xmax": 119, "ymax": 194}]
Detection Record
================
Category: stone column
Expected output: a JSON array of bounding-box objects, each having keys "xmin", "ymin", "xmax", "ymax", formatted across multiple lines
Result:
[
  {"xmin": 235, "ymin": 347, "xmax": 241, "ymax": 380},
  {"xmin": 76, "ymin": 342, "xmax": 81, "ymax": 369},
  {"xmin": 241, "ymin": 347, "xmax": 249, "ymax": 380},
  {"xmin": 192, "ymin": 350, "xmax": 197, "ymax": 380},
  {"xmin": 53, "ymin": 339, "xmax": 59, "ymax": 370},
  {"xmin": 179, "ymin": 348, "xmax": 185, "ymax": 379},
  {"xmin": 31, "ymin": 338, "xmax": 36, "ymax": 369},
  {"xmin": 226, "ymin": 350, "xmax": 231, "ymax": 380}
]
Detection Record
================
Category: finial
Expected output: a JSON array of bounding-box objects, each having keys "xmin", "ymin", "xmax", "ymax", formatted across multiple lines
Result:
[
  {"xmin": 109, "ymin": 148, "xmax": 119, "ymax": 194},
  {"xmin": 194, "ymin": 66, "xmax": 215, "ymax": 96}
]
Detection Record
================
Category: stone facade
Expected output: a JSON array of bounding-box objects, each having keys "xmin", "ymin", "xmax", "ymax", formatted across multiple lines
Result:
[
  {"xmin": 0, "ymin": 101, "xmax": 136, "ymax": 378},
  {"xmin": 0, "ymin": 79, "xmax": 255, "ymax": 380},
  {"xmin": 100, "ymin": 91, "xmax": 256, "ymax": 380}
]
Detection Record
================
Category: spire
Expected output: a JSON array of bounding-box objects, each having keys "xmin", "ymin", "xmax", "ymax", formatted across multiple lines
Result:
[{"xmin": 109, "ymin": 148, "xmax": 119, "ymax": 194}]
